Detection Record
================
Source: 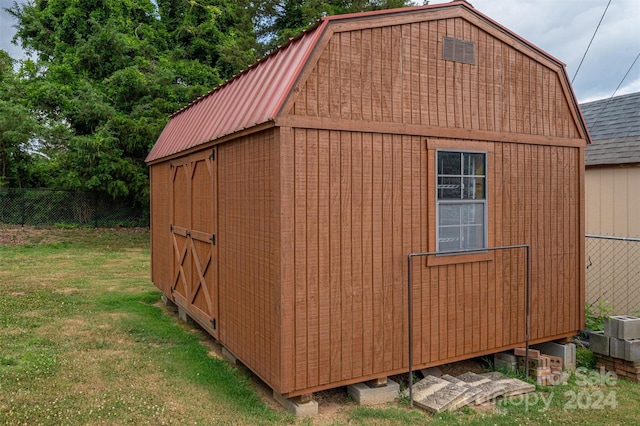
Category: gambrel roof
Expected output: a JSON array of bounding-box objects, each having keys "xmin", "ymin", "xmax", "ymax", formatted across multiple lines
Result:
[
  {"xmin": 582, "ymin": 92, "xmax": 640, "ymax": 166},
  {"xmin": 146, "ymin": 0, "xmax": 588, "ymax": 164}
]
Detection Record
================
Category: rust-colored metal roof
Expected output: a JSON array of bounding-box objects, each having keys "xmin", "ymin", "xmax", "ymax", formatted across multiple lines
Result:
[{"xmin": 145, "ymin": 21, "xmax": 327, "ymax": 163}]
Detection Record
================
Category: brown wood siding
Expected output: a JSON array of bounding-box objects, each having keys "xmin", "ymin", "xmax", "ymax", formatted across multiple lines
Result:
[
  {"xmin": 282, "ymin": 129, "xmax": 583, "ymax": 395},
  {"xmin": 217, "ymin": 130, "xmax": 281, "ymax": 391},
  {"xmin": 150, "ymin": 164, "xmax": 172, "ymax": 295},
  {"xmin": 290, "ymin": 18, "xmax": 581, "ymax": 140}
]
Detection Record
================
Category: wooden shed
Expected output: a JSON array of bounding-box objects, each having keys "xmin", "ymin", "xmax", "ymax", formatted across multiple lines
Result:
[{"xmin": 146, "ymin": 1, "xmax": 589, "ymax": 398}]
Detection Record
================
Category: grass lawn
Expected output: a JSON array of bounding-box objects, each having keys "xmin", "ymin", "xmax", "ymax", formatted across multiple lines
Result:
[{"xmin": 1, "ymin": 226, "xmax": 639, "ymax": 425}]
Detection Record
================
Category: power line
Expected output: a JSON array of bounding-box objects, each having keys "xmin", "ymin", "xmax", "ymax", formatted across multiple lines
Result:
[{"xmin": 572, "ymin": 0, "xmax": 612, "ymax": 84}]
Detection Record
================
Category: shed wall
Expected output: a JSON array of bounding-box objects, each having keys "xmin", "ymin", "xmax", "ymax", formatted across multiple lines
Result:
[
  {"xmin": 217, "ymin": 129, "xmax": 282, "ymax": 390},
  {"xmin": 279, "ymin": 129, "xmax": 584, "ymax": 395},
  {"xmin": 150, "ymin": 163, "xmax": 172, "ymax": 295},
  {"xmin": 289, "ymin": 17, "xmax": 581, "ymax": 141}
]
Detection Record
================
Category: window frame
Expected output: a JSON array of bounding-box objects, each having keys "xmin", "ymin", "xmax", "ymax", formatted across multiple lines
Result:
[
  {"xmin": 426, "ymin": 139, "xmax": 494, "ymax": 266},
  {"xmin": 436, "ymin": 149, "xmax": 488, "ymax": 253}
]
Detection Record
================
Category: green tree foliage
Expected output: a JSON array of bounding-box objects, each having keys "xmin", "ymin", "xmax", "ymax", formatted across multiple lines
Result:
[
  {"xmin": 254, "ymin": 0, "xmax": 414, "ymax": 53},
  {"xmin": 5, "ymin": 0, "xmax": 414, "ymax": 208},
  {"xmin": 0, "ymin": 50, "xmax": 42, "ymax": 188},
  {"xmin": 7, "ymin": 0, "xmax": 253, "ymax": 204}
]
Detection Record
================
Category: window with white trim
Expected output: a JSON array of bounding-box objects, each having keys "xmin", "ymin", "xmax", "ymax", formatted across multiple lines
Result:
[{"xmin": 436, "ymin": 151, "xmax": 487, "ymax": 252}]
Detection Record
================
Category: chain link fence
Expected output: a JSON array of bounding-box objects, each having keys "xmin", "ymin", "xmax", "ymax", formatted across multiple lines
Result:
[
  {"xmin": 0, "ymin": 188, "xmax": 148, "ymax": 228},
  {"xmin": 586, "ymin": 235, "xmax": 640, "ymax": 316}
]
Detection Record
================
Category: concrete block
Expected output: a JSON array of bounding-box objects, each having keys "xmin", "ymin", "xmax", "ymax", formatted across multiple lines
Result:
[
  {"xmin": 222, "ymin": 347, "xmax": 237, "ymax": 365},
  {"xmin": 615, "ymin": 316, "xmax": 640, "ymax": 340},
  {"xmin": 495, "ymin": 352, "xmax": 517, "ymax": 363},
  {"xmin": 273, "ymin": 392, "xmax": 318, "ymax": 417},
  {"xmin": 604, "ymin": 317, "xmax": 618, "ymax": 337},
  {"xmin": 347, "ymin": 379, "xmax": 399, "ymax": 405},
  {"xmin": 531, "ymin": 342, "xmax": 576, "ymax": 371},
  {"xmin": 624, "ymin": 339, "xmax": 640, "ymax": 362},
  {"xmin": 161, "ymin": 294, "xmax": 178, "ymax": 312},
  {"xmin": 589, "ymin": 331, "xmax": 610, "ymax": 356},
  {"xmin": 177, "ymin": 307, "xmax": 195, "ymax": 325},
  {"xmin": 420, "ymin": 366, "xmax": 442, "ymax": 378},
  {"xmin": 494, "ymin": 357, "xmax": 517, "ymax": 372},
  {"xmin": 610, "ymin": 337, "xmax": 626, "ymax": 359}
]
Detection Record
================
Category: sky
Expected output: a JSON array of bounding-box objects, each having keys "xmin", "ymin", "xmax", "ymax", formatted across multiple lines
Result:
[{"xmin": 1, "ymin": 0, "xmax": 639, "ymax": 103}]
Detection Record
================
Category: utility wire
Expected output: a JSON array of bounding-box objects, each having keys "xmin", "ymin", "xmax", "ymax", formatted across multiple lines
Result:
[
  {"xmin": 572, "ymin": 0, "xmax": 612, "ymax": 84},
  {"xmin": 588, "ymin": 50, "xmax": 640, "ymax": 132}
]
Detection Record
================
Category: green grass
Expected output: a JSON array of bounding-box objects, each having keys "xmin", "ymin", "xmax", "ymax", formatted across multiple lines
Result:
[
  {"xmin": 0, "ymin": 227, "xmax": 291, "ymax": 425},
  {"xmin": 2, "ymin": 226, "xmax": 640, "ymax": 425}
]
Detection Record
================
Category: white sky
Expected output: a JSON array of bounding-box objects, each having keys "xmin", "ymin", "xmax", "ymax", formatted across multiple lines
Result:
[{"xmin": 1, "ymin": 0, "xmax": 639, "ymax": 102}]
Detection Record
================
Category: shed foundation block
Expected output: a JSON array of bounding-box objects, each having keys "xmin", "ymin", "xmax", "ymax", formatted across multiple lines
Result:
[
  {"xmin": 222, "ymin": 347, "xmax": 237, "ymax": 365},
  {"xmin": 531, "ymin": 342, "xmax": 576, "ymax": 370},
  {"xmin": 177, "ymin": 307, "xmax": 195, "ymax": 325},
  {"xmin": 273, "ymin": 392, "xmax": 318, "ymax": 417},
  {"xmin": 161, "ymin": 295, "xmax": 178, "ymax": 312},
  {"xmin": 610, "ymin": 337, "xmax": 625, "ymax": 359},
  {"xmin": 347, "ymin": 379, "xmax": 400, "ymax": 405},
  {"xmin": 589, "ymin": 331, "xmax": 610, "ymax": 356}
]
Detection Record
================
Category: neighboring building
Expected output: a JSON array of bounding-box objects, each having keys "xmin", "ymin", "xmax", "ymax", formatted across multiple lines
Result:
[
  {"xmin": 146, "ymin": 1, "xmax": 588, "ymax": 401},
  {"xmin": 582, "ymin": 92, "xmax": 640, "ymax": 315}
]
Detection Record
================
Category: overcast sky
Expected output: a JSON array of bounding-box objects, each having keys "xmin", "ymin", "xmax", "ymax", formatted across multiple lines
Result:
[{"xmin": 1, "ymin": 0, "xmax": 639, "ymax": 103}]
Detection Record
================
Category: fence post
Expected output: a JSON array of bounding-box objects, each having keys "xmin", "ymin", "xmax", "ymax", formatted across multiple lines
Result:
[
  {"xmin": 93, "ymin": 193, "xmax": 99, "ymax": 228},
  {"xmin": 21, "ymin": 187, "xmax": 25, "ymax": 226}
]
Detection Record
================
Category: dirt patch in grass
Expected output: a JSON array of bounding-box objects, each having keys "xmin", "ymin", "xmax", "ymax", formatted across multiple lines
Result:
[{"xmin": 0, "ymin": 225, "xmax": 149, "ymax": 247}]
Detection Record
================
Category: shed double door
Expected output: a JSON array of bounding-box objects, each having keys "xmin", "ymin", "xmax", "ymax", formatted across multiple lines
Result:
[{"xmin": 169, "ymin": 149, "xmax": 218, "ymax": 334}]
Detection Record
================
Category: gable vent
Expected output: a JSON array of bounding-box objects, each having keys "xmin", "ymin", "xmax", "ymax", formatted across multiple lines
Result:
[{"xmin": 442, "ymin": 37, "xmax": 475, "ymax": 65}]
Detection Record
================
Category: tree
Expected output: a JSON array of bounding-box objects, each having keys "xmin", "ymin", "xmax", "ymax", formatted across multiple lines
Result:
[
  {"xmin": 7, "ymin": 0, "xmax": 254, "ymax": 205},
  {"xmin": 0, "ymin": 50, "xmax": 41, "ymax": 188},
  {"xmin": 5, "ymin": 0, "xmax": 414, "ymax": 207},
  {"xmin": 254, "ymin": 0, "xmax": 413, "ymax": 54}
]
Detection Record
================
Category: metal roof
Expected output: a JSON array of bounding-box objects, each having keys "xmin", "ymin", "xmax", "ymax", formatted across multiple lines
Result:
[{"xmin": 581, "ymin": 92, "xmax": 640, "ymax": 166}]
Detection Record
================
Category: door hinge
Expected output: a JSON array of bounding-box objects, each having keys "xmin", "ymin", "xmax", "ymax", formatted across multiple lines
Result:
[
  {"xmin": 170, "ymin": 224, "xmax": 173, "ymax": 232},
  {"xmin": 170, "ymin": 287, "xmax": 174, "ymax": 294},
  {"xmin": 209, "ymin": 149, "xmax": 215, "ymax": 161},
  {"xmin": 210, "ymin": 234, "xmax": 216, "ymax": 245},
  {"xmin": 211, "ymin": 318, "xmax": 217, "ymax": 330}
]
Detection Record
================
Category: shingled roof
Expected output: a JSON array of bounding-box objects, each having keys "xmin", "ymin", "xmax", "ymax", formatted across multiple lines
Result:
[{"xmin": 581, "ymin": 92, "xmax": 640, "ymax": 166}]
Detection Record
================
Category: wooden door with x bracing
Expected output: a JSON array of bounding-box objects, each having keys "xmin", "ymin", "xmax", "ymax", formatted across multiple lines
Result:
[{"xmin": 169, "ymin": 149, "xmax": 218, "ymax": 334}]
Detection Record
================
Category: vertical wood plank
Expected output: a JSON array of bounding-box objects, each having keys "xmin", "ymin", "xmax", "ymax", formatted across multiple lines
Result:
[
  {"xmin": 392, "ymin": 134, "xmax": 404, "ymax": 368},
  {"xmin": 351, "ymin": 131, "xmax": 364, "ymax": 378},
  {"xmin": 307, "ymin": 129, "xmax": 320, "ymax": 388},
  {"xmin": 340, "ymin": 131, "xmax": 353, "ymax": 380},
  {"xmin": 341, "ymin": 32, "xmax": 352, "ymax": 120},
  {"xmin": 352, "ymin": 30, "xmax": 363, "ymax": 121},
  {"xmin": 361, "ymin": 132, "xmax": 374, "ymax": 376},
  {"xmin": 318, "ymin": 130, "xmax": 331, "ymax": 386},
  {"xmin": 294, "ymin": 129, "xmax": 308, "ymax": 390},
  {"xmin": 328, "ymin": 37, "xmax": 341, "ymax": 119},
  {"xmin": 329, "ymin": 130, "xmax": 342, "ymax": 383},
  {"xmin": 361, "ymin": 29, "xmax": 373, "ymax": 122},
  {"xmin": 372, "ymin": 133, "xmax": 384, "ymax": 373},
  {"xmin": 382, "ymin": 133, "xmax": 394, "ymax": 368}
]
